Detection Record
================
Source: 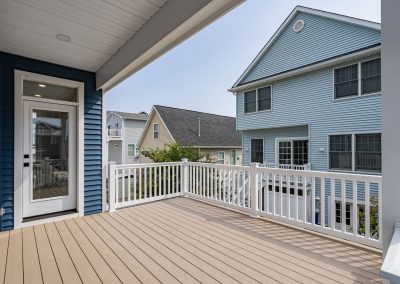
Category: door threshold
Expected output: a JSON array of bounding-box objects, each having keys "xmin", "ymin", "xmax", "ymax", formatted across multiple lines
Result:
[{"xmin": 20, "ymin": 210, "xmax": 78, "ymax": 228}]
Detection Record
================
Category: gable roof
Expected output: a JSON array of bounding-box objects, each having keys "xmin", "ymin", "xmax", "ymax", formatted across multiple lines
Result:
[
  {"xmin": 140, "ymin": 105, "xmax": 242, "ymax": 148},
  {"xmin": 107, "ymin": 111, "xmax": 148, "ymax": 121},
  {"xmin": 231, "ymin": 6, "xmax": 381, "ymax": 90}
]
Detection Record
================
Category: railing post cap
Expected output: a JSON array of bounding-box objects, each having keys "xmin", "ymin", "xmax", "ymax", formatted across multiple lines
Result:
[
  {"xmin": 182, "ymin": 158, "xmax": 188, "ymax": 163},
  {"xmin": 250, "ymin": 162, "xmax": 259, "ymax": 167}
]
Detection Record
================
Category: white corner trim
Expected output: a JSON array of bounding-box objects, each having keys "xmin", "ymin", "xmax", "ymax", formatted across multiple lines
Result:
[
  {"xmin": 231, "ymin": 6, "xmax": 381, "ymax": 89},
  {"xmin": 102, "ymin": 91, "xmax": 108, "ymax": 212},
  {"xmin": 229, "ymin": 46, "xmax": 381, "ymax": 93},
  {"xmin": 13, "ymin": 70, "xmax": 85, "ymax": 229}
]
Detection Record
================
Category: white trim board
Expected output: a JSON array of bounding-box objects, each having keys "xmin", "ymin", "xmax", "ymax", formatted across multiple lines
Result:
[
  {"xmin": 14, "ymin": 70, "xmax": 85, "ymax": 229},
  {"xmin": 230, "ymin": 5, "xmax": 381, "ymax": 91}
]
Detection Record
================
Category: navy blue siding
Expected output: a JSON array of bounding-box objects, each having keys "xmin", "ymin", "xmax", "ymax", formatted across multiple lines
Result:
[
  {"xmin": 241, "ymin": 12, "xmax": 381, "ymax": 85},
  {"xmin": 0, "ymin": 52, "xmax": 103, "ymax": 230}
]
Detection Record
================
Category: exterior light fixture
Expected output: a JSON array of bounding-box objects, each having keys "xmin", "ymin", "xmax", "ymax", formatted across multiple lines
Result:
[
  {"xmin": 34, "ymin": 94, "xmax": 41, "ymax": 97},
  {"xmin": 38, "ymin": 84, "xmax": 46, "ymax": 88}
]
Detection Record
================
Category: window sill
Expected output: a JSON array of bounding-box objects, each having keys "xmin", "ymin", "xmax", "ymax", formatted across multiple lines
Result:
[
  {"xmin": 244, "ymin": 109, "xmax": 272, "ymax": 116},
  {"xmin": 332, "ymin": 92, "xmax": 381, "ymax": 102}
]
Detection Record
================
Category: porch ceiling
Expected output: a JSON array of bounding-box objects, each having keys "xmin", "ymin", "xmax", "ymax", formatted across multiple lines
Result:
[{"xmin": 0, "ymin": 0, "xmax": 243, "ymax": 90}]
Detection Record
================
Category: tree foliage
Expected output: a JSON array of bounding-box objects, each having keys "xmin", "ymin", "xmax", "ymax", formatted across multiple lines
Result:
[{"xmin": 140, "ymin": 143, "xmax": 203, "ymax": 162}]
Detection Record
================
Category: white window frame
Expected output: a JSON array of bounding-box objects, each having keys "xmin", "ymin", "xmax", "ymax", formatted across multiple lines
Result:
[
  {"xmin": 127, "ymin": 143, "xmax": 136, "ymax": 157},
  {"xmin": 327, "ymin": 132, "xmax": 382, "ymax": 174},
  {"xmin": 332, "ymin": 57, "xmax": 381, "ymax": 101},
  {"xmin": 275, "ymin": 137, "xmax": 309, "ymax": 165},
  {"xmin": 250, "ymin": 138, "xmax": 265, "ymax": 164},
  {"xmin": 244, "ymin": 85, "xmax": 272, "ymax": 114},
  {"xmin": 153, "ymin": 123, "xmax": 159, "ymax": 139},
  {"xmin": 217, "ymin": 151, "xmax": 225, "ymax": 164}
]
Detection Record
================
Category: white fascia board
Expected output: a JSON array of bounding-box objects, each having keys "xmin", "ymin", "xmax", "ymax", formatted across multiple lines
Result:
[
  {"xmin": 231, "ymin": 5, "xmax": 381, "ymax": 89},
  {"xmin": 96, "ymin": 0, "xmax": 243, "ymax": 90},
  {"xmin": 229, "ymin": 46, "xmax": 381, "ymax": 93}
]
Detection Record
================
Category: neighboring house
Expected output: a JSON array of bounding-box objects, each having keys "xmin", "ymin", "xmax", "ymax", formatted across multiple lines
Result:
[
  {"xmin": 230, "ymin": 6, "xmax": 381, "ymax": 176},
  {"xmin": 107, "ymin": 111, "xmax": 148, "ymax": 164},
  {"xmin": 138, "ymin": 105, "xmax": 242, "ymax": 165}
]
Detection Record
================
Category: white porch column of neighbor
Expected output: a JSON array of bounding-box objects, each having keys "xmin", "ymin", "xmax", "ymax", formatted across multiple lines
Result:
[{"xmin": 382, "ymin": 0, "xmax": 400, "ymax": 282}]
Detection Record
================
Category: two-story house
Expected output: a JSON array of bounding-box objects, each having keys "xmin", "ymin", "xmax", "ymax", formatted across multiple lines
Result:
[
  {"xmin": 229, "ymin": 6, "xmax": 381, "ymax": 230},
  {"xmin": 138, "ymin": 105, "xmax": 242, "ymax": 165},
  {"xmin": 230, "ymin": 6, "xmax": 381, "ymax": 176},
  {"xmin": 107, "ymin": 111, "xmax": 148, "ymax": 164}
]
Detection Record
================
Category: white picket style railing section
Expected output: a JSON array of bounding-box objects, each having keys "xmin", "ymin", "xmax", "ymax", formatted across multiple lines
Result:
[
  {"xmin": 108, "ymin": 160, "xmax": 382, "ymax": 248},
  {"xmin": 109, "ymin": 162, "xmax": 183, "ymax": 211}
]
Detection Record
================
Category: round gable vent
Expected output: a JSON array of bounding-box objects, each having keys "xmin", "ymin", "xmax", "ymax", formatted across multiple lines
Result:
[{"xmin": 293, "ymin": 20, "xmax": 305, "ymax": 32}]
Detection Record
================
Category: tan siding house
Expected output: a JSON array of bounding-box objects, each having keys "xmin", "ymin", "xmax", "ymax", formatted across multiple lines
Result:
[{"xmin": 138, "ymin": 105, "xmax": 242, "ymax": 164}]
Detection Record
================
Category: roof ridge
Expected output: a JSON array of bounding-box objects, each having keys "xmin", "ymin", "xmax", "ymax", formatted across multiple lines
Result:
[{"xmin": 154, "ymin": 105, "xmax": 236, "ymax": 119}]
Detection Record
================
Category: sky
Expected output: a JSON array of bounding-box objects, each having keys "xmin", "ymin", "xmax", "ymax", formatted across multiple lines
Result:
[{"xmin": 106, "ymin": 0, "xmax": 381, "ymax": 117}]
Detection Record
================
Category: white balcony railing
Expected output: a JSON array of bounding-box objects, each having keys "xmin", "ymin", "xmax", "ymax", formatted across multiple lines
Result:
[
  {"xmin": 107, "ymin": 128, "xmax": 122, "ymax": 137},
  {"xmin": 263, "ymin": 162, "xmax": 311, "ymax": 170},
  {"xmin": 108, "ymin": 161, "xmax": 382, "ymax": 249}
]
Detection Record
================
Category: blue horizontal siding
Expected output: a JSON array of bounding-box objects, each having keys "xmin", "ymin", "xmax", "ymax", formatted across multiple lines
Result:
[
  {"xmin": 241, "ymin": 12, "xmax": 381, "ymax": 84},
  {"xmin": 238, "ymin": 56, "xmax": 382, "ymax": 172},
  {"xmin": 242, "ymin": 126, "xmax": 308, "ymax": 166},
  {"xmin": 0, "ymin": 52, "xmax": 103, "ymax": 231}
]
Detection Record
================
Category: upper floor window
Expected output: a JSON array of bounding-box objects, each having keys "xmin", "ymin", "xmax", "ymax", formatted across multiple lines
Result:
[
  {"xmin": 244, "ymin": 86, "xmax": 271, "ymax": 113},
  {"xmin": 251, "ymin": 139, "xmax": 264, "ymax": 163},
  {"xmin": 153, "ymin": 123, "xmax": 159, "ymax": 139},
  {"xmin": 334, "ymin": 58, "xmax": 381, "ymax": 99},
  {"xmin": 329, "ymin": 133, "xmax": 381, "ymax": 173}
]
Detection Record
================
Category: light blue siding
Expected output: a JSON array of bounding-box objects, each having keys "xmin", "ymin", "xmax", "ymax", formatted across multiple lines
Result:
[
  {"xmin": 240, "ymin": 12, "xmax": 381, "ymax": 85},
  {"xmin": 238, "ymin": 56, "xmax": 381, "ymax": 171},
  {"xmin": 242, "ymin": 126, "xmax": 308, "ymax": 166}
]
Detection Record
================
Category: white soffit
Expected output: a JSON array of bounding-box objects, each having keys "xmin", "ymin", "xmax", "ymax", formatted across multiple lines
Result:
[{"xmin": 0, "ymin": 0, "xmax": 168, "ymax": 72}]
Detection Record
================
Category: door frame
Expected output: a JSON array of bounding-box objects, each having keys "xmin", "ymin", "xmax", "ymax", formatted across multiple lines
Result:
[{"xmin": 14, "ymin": 70, "xmax": 85, "ymax": 228}]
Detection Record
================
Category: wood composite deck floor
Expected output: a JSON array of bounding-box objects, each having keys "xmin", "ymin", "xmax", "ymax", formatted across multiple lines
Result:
[{"xmin": 0, "ymin": 197, "xmax": 382, "ymax": 284}]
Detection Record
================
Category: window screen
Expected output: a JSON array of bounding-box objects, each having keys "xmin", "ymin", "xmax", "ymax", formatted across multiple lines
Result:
[
  {"xmin": 244, "ymin": 90, "xmax": 257, "ymax": 113},
  {"xmin": 251, "ymin": 139, "xmax": 264, "ymax": 163},
  {"xmin": 355, "ymin": 133, "xmax": 381, "ymax": 172},
  {"xmin": 329, "ymin": 135, "xmax": 352, "ymax": 170},
  {"xmin": 334, "ymin": 64, "xmax": 358, "ymax": 99},
  {"xmin": 361, "ymin": 59, "xmax": 381, "ymax": 95}
]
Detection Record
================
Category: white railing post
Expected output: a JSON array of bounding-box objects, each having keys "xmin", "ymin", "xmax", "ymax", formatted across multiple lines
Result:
[
  {"xmin": 250, "ymin": 163, "xmax": 260, "ymax": 218},
  {"xmin": 109, "ymin": 162, "xmax": 117, "ymax": 212},
  {"xmin": 182, "ymin": 158, "xmax": 189, "ymax": 197}
]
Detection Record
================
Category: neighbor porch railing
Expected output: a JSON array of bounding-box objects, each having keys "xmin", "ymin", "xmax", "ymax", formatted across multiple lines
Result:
[
  {"xmin": 107, "ymin": 128, "xmax": 122, "ymax": 137},
  {"xmin": 108, "ymin": 160, "xmax": 382, "ymax": 249}
]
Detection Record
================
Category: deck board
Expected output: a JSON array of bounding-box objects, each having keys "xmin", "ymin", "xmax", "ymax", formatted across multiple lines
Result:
[{"xmin": 0, "ymin": 197, "xmax": 382, "ymax": 283}]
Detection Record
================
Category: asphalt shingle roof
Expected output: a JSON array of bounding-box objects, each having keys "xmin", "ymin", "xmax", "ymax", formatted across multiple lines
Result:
[
  {"xmin": 154, "ymin": 105, "xmax": 241, "ymax": 147},
  {"xmin": 108, "ymin": 111, "xmax": 148, "ymax": 121}
]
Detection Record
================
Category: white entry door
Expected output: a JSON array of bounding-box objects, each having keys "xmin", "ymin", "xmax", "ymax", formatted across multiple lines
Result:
[{"xmin": 22, "ymin": 100, "xmax": 77, "ymax": 218}]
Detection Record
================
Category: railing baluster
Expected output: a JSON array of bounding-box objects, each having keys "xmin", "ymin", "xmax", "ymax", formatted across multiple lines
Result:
[
  {"xmin": 286, "ymin": 173, "xmax": 290, "ymax": 219},
  {"xmin": 330, "ymin": 178, "xmax": 335, "ymax": 229},
  {"xmin": 242, "ymin": 170, "xmax": 245, "ymax": 208},
  {"xmin": 311, "ymin": 177, "xmax": 316, "ymax": 225},
  {"xmin": 163, "ymin": 166, "xmax": 166, "ymax": 195},
  {"xmin": 207, "ymin": 166, "xmax": 210, "ymax": 198},
  {"xmin": 379, "ymin": 181, "xmax": 382, "ymax": 242},
  {"xmin": 365, "ymin": 182, "xmax": 371, "ymax": 239},
  {"xmin": 352, "ymin": 181, "xmax": 357, "ymax": 236},
  {"xmin": 128, "ymin": 168, "xmax": 131, "ymax": 202},
  {"xmin": 144, "ymin": 167, "xmax": 147, "ymax": 199},
  {"xmin": 294, "ymin": 175, "xmax": 298, "ymax": 221},
  {"xmin": 341, "ymin": 179, "xmax": 346, "ymax": 233},
  {"xmin": 218, "ymin": 169, "xmax": 222, "ymax": 201},
  {"xmin": 172, "ymin": 165, "xmax": 175, "ymax": 194},
  {"xmin": 265, "ymin": 173, "xmax": 269, "ymax": 213},
  {"xmin": 138, "ymin": 168, "xmax": 141, "ymax": 200},
  {"xmin": 272, "ymin": 174, "xmax": 276, "ymax": 215},
  {"xmin": 303, "ymin": 176, "xmax": 307, "ymax": 223},
  {"xmin": 279, "ymin": 174, "xmax": 283, "ymax": 217},
  {"xmin": 122, "ymin": 169, "xmax": 125, "ymax": 203},
  {"xmin": 321, "ymin": 177, "xmax": 325, "ymax": 228}
]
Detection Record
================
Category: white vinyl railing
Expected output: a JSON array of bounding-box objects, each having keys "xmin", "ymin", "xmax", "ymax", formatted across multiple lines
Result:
[
  {"xmin": 107, "ymin": 128, "xmax": 122, "ymax": 137},
  {"xmin": 108, "ymin": 160, "xmax": 382, "ymax": 248},
  {"xmin": 108, "ymin": 161, "xmax": 183, "ymax": 211},
  {"xmin": 263, "ymin": 162, "xmax": 311, "ymax": 170},
  {"xmin": 381, "ymin": 223, "xmax": 400, "ymax": 282}
]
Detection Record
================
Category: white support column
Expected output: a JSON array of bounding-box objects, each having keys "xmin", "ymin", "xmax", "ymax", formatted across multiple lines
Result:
[
  {"xmin": 182, "ymin": 158, "xmax": 189, "ymax": 197},
  {"xmin": 382, "ymin": 0, "xmax": 400, "ymax": 257},
  {"xmin": 249, "ymin": 163, "xmax": 260, "ymax": 218},
  {"xmin": 109, "ymin": 162, "xmax": 117, "ymax": 212}
]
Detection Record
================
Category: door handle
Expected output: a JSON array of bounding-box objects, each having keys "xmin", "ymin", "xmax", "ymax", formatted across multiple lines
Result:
[{"xmin": 24, "ymin": 162, "xmax": 29, "ymax": 167}]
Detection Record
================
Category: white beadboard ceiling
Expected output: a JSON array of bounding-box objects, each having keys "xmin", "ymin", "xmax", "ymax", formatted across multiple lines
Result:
[{"xmin": 0, "ymin": 0, "xmax": 168, "ymax": 71}]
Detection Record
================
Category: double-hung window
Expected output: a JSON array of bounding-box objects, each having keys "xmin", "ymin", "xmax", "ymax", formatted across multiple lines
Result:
[
  {"xmin": 153, "ymin": 123, "xmax": 159, "ymax": 139},
  {"xmin": 217, "ymin": 152, "xmax": 225, "ymax": 164},
  {"xmin": 334, "ymin": 58, "xmax": 381, "ymax": 99},
  {"xmin": 128, "ymin": 144, "xmax": 136, "ymax": 157},
  {"xmin": 329, "ymin": 133, "xmax": 381, "ymax": 173},
  {"xmin": 244, "ymin": 86, "xmax": 272, "ymax": 113},
  {"xmin": 251, "ymin": 139, "xmax": 264, "ymax": 163}
]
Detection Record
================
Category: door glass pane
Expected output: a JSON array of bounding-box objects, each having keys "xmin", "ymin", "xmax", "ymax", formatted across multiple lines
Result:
[
  {"xmin": 24, "ymin": 80, "xmax": 77, "ymax": 102},
  {"xmin": 293, "ymin": 140, "xmax": 308, "ymax": 165},
  {"xmin": 32, "ymin": 109, "xmax": 69, "ymax": 200}
]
